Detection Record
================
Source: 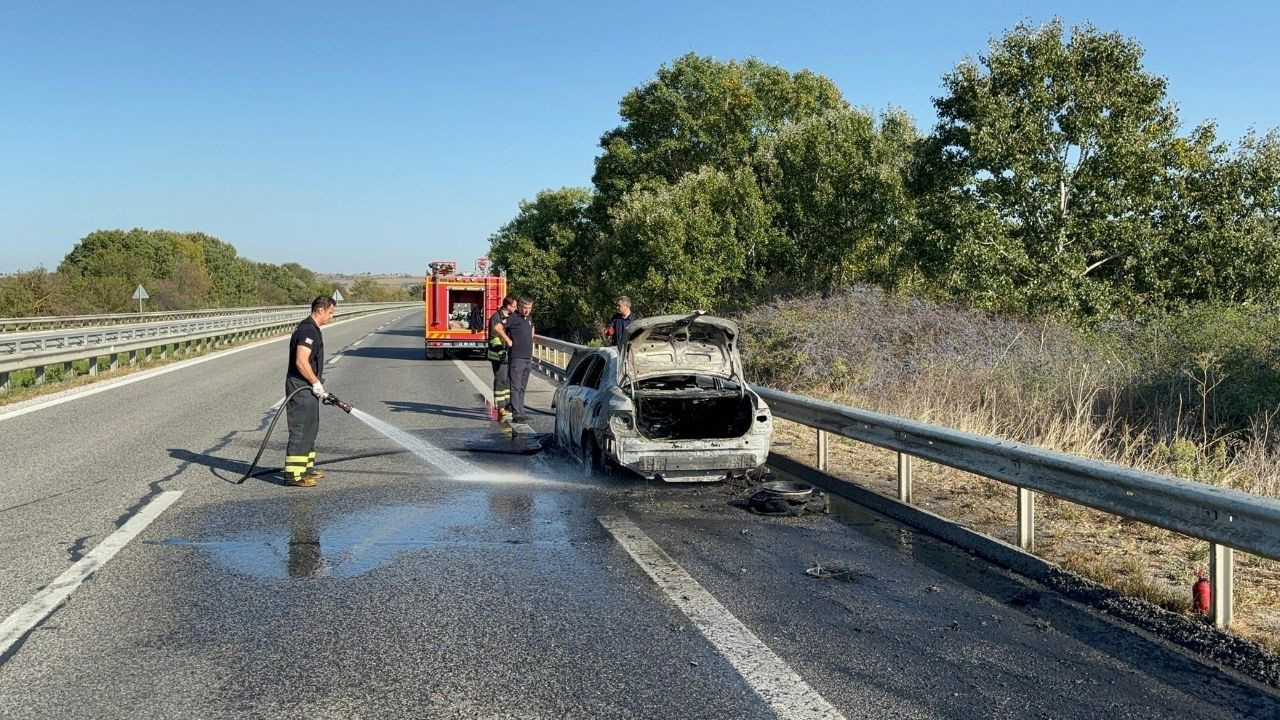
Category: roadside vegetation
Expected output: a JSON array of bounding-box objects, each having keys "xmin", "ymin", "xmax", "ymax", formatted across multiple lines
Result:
[
  {"xmin": 743, "ymin": 288, "xmax": 1280, "ymax": 650},
  {"xmin": 488, "ymin": 19, "xmax": 1280, "ymax": 650},
  {"xmin": 1, "ymin": 228, "xmax": 418, "ymax": 317}
]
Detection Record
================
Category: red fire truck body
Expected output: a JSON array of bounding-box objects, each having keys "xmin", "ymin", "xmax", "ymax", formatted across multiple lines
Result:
[{"xmin": 423, "ymin": 259, "xmax": 506, "ymax": 359}]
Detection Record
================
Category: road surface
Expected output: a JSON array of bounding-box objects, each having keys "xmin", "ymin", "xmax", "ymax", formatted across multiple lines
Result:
[{"xmin": 0, "ymin": 310, "xmax": 1275, "ymax": 719}]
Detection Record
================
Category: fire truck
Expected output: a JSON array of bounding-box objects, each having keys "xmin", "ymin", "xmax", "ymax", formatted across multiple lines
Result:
[{"xmin": 423, "ymin": 258, "xmax": 507, "ymax": 359}]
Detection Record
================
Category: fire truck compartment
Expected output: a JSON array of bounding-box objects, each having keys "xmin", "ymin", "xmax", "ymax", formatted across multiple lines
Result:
[{"xmin": 444, "ymin": 289, "xmax": 485, "ymax": 331}]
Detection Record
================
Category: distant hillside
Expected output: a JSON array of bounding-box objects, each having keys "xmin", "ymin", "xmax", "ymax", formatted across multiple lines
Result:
[{"xmin": 316, "ymin": 272, "xmax": 420, "ymax": 288}]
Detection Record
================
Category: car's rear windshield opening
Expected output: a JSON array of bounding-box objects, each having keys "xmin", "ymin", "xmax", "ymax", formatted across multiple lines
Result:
[{"xmin": 630, "ymin": 375, "xmax": 754, "ymax": 440}]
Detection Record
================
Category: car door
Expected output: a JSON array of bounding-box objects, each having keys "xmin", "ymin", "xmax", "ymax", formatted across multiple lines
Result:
[
  {"xmin": 555, "ymin": 355, "xmax": 595, "ymax": 450},
  {"xmin": 566, "ymin": 354, "xmax": 604, "ymax": 459}
]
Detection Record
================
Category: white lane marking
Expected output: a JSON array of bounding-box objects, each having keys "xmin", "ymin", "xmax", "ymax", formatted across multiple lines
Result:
[
  {"xmin": 452, "ymin": 359, "xmax": 493, "ymax": 400},
  {"xmin": 598, "ymin": 514, "xmax": 848, "ymax": 720},
  {"xmin": 0, "ymin": 310, "xmax": 400, "ymax": 423},
  {"xmin": 327, "ymin": 354, "xmax": 342, "ymax": 365},
  {"xmin": 0, "ymin": 490, "xmax": 183, "ymax": 656}
]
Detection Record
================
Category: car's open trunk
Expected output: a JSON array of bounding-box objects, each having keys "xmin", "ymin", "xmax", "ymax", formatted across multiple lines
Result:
[{"xmin": 629, "ymin": 375, "xmax": 754, "ymax": 440}]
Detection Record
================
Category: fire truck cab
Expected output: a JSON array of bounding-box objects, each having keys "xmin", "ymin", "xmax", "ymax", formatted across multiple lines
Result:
[{"xmin": 423, "ymin": 259, "xmax": 507, "ymax": 359}]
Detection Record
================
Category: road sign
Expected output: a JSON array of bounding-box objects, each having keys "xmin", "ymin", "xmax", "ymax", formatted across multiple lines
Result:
[
  {"xmin": 132, "ymin": 284, "xmax": 149, "ymax": 313},
  {"xmin": 332, "ymin": 289, "xmax": 344, "ymax": 302}
]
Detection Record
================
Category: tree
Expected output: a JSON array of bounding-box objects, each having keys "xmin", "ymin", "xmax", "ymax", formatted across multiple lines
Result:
[
  {"xmin": 757, "ymin": 107, "xmax": 919, "ymax": 292},
  {"xmin": 592, "ymin": 53, "xmax": 848, "ymax": 217},
  {"xmin": 0, "ymin": 268, "xmax": 75, "ymax": 316},
  {"xmin": 598, "ymin": 167, "xmax": 778, "ymax": 314},
  {"xmin": 923, "ymin": 19, "xmax": 1208, "ymax": 318},
  {"xmin": 193, "ymin": 234, "xmax": 256, "ymax": 307},
  {"xmin": 488, "ymin": 187, "xmax": 596, "ymax": 333}
]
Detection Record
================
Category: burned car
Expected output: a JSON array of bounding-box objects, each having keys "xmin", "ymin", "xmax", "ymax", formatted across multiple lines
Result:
[{"xmin": 552, "ymin": 313, "xmax": 772, "ymax": 482}]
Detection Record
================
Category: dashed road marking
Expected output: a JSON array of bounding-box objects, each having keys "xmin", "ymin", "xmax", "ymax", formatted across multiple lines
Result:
[
  {"xmin": 0, "ymin": 491, "xmax": 184, "ymax": 659},
  {"xmin": 327, "ymin": 354, "xmax": 342, "ymax": 365},
  {"xmin": 598, "ymin": 513, "xmax": 848, "ymax": 720}
]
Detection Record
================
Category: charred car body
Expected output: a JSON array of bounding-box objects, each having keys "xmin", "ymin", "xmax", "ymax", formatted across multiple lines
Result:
[{"xmin": 552, "ymin": 313, "xmax": 772, "ymax": 482}]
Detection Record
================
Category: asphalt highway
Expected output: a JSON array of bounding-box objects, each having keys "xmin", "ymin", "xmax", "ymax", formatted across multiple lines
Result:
[{"xmin": 0, "ymin": 310, "xmax": 1276, "ymax": 719}]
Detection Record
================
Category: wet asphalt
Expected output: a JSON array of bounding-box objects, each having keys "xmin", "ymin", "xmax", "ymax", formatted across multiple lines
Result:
[{"xmin": 0, "ymin": 310, "xmax": 1277, "ymax": 719}]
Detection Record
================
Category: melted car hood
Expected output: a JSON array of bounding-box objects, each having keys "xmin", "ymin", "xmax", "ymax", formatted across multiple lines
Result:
[{"xmin": 621, "ymin": 314, "xmax": 741, "ymax": 383}]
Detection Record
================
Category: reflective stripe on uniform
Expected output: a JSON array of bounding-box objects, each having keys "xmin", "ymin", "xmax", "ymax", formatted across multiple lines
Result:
[
  {"xmin": 307, "ymin": 451, "xmax": 316, "ymax": 469},
  {"xmin": 285, "ymin": 454, "xmax": 309, "ymax": 477}
]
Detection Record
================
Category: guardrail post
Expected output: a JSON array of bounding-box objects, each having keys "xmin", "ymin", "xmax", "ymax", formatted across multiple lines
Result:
[
  {"xmin": 129, "ymin": 350, "xmax": 139, "ymax": 366},
  {"xmin": 1017, "ymin": 487, "xmax": 1035, "ymax": 551},
  {"xmin": 0, "ymin": 370, "xmax": 9, "ymax": 394},
  {"xmin": 88, "ymin": 356, "xmax": 98, "ymax": 377},
  {"xmin": 816, "ymin": 429, "xmax": 828, "ymax": 471},
  {"xmin": 34, "ymin": 364, "xmax": 46, "ymax": 386},
  {"xmin": 1210, "ymin": 543, "xmax": 1234, "ymax": 628},
  {"xmin": 896, "ymin": 452, "xmax": 913, "ymax": 503}
]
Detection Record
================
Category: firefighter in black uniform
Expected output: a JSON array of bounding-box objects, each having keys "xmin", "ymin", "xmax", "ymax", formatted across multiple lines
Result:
[
  {"xmin": 487, "ymin": 296, "xmax": 517, "ymax": 416},
  {"xmin": 284, "ymin": 296, "xmax": 336, "ymax": 487},
  {"xmin": 505, "ymin": 297, "xmax": 535, "ymax": 423}
]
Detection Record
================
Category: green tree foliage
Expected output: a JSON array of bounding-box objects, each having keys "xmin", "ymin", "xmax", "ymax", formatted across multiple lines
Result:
[
  {"xmin": 757, "ymin": 107, "xmax": 920, "ymax": 292},
  {"xmin": 1152, "ymin": 129, "xmax": 1280, "ymax": 307},
  {"xmin": 0, "ymin": 268, "xmax": 75, "ymax": 317},
  {"xmin": 500, "ymin": 28, "xmax": 1280, "ymax": 331},
  {"xmin": 488, "ymin": 187, "xmax": 596, "ymax": 332},
  {"xmin": 592, "ymin": 53, "xmax": 848, "ymax": 214},
  {"xmin": 2, "ymin": 228, "xmax": 342, "ymax": 316},
  {"xmin": 601, "ymin": 167, "xmax": 777, "ymax": 312},
  {"xmin": 919, "ymin": 19, "xmax": 1279, "ymax": 319}
]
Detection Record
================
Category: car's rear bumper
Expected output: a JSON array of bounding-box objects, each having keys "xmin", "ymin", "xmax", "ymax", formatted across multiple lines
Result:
[{"xmin": 611, "ymin": 436, "xmax": 770, "ymax": 482}]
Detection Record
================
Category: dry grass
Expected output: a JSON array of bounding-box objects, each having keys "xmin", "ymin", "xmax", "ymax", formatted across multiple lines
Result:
[{"xmin": 746, "ymin": 289, "xmax": 1280, "ymax": 652}]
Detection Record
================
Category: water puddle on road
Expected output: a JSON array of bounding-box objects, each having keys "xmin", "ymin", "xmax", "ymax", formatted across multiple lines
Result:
[{"xmin": 154, "ymin": 490, "xmax": 574, "ymax": 580}]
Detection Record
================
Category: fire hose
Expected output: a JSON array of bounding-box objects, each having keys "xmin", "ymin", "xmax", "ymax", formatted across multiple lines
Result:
[{"xmin": 235, "ymin": 386, "xmax": 353, "ymax": 484}]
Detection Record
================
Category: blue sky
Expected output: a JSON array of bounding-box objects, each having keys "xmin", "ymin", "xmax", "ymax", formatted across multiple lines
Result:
[{"xmin": 2, "ymin": 1, "xmax": 1276, "ymax": 274}]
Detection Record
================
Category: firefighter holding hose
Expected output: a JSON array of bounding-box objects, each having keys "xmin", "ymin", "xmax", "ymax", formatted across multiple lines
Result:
[
  {"xmin": 284, "ymin": 296, "xmax": 336, "ymax": 487},
  {"xmin": 487, "ymin": 295, "xmax": 517, "ymax": 418}
]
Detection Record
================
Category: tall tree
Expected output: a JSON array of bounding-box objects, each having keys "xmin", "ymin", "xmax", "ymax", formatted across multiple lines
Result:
[
  {"xmin": 592, "ymin": 53, "xmax": 848, "ymax": 216},
  {"xmin": 923, "ymin": 19, "xmax": 1211, "ymax": 318},
  {"xmin": 757, "ymin": 107, "xmax": 919, "ymax": 292},
  {"xmin": 488, "ymin": 187, "xmax": 596, "ymax": 333},
  {"xmin": 598, "ymin": 167, "xmax": 778, "ymax": 314}
]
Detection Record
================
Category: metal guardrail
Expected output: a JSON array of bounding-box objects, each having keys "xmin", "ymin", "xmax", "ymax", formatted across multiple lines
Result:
[
  {"xmin": 531, "ymin": 335, "xmax": 1280, "ymax": 628},
  {"xmin": 0, "ymin": 304, "xmax": 318, "ymax": 333},
  {"xmin": 0, "ymin": 302, "xmax": 418, "ymax": 393}
]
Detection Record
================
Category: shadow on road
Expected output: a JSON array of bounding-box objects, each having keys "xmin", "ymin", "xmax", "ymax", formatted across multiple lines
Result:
[
  {"xmin": 343, "ymin": 346, "xmax": 425, "ymax": 361},
  {"xmin": 372, "ymin": 327, "xmax": 425, "ymax": 337},
  {"xmin": 382, "ymin": 399, "xmax": 490, "ymax": 421}
]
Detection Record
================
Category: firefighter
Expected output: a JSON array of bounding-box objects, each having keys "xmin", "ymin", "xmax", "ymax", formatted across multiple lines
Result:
[
  {"xmin": 604, "ymin": 295, "xmax": 640, "ymax": 350},
  {"xmin": 487, "ymin": 295, "xmax": 517, "ymax": 415},
  {"xmin": 284, "ymin": 296, "xmax": 336, "ymax": 487},
  {"xmin": 505, "ymin": 297, "xmax": 535, "ymax": 423}
]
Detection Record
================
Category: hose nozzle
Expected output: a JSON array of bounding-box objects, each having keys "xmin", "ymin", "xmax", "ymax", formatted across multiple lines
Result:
[{"xmin": 323, "ymin": 393, "xmax": 353, "ymax": 413}]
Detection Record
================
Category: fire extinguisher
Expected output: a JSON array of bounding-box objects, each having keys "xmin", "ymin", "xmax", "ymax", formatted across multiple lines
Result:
[{"xmin": 1192, "ymin": 569, "xmax": 1211, "ymax": 615}]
